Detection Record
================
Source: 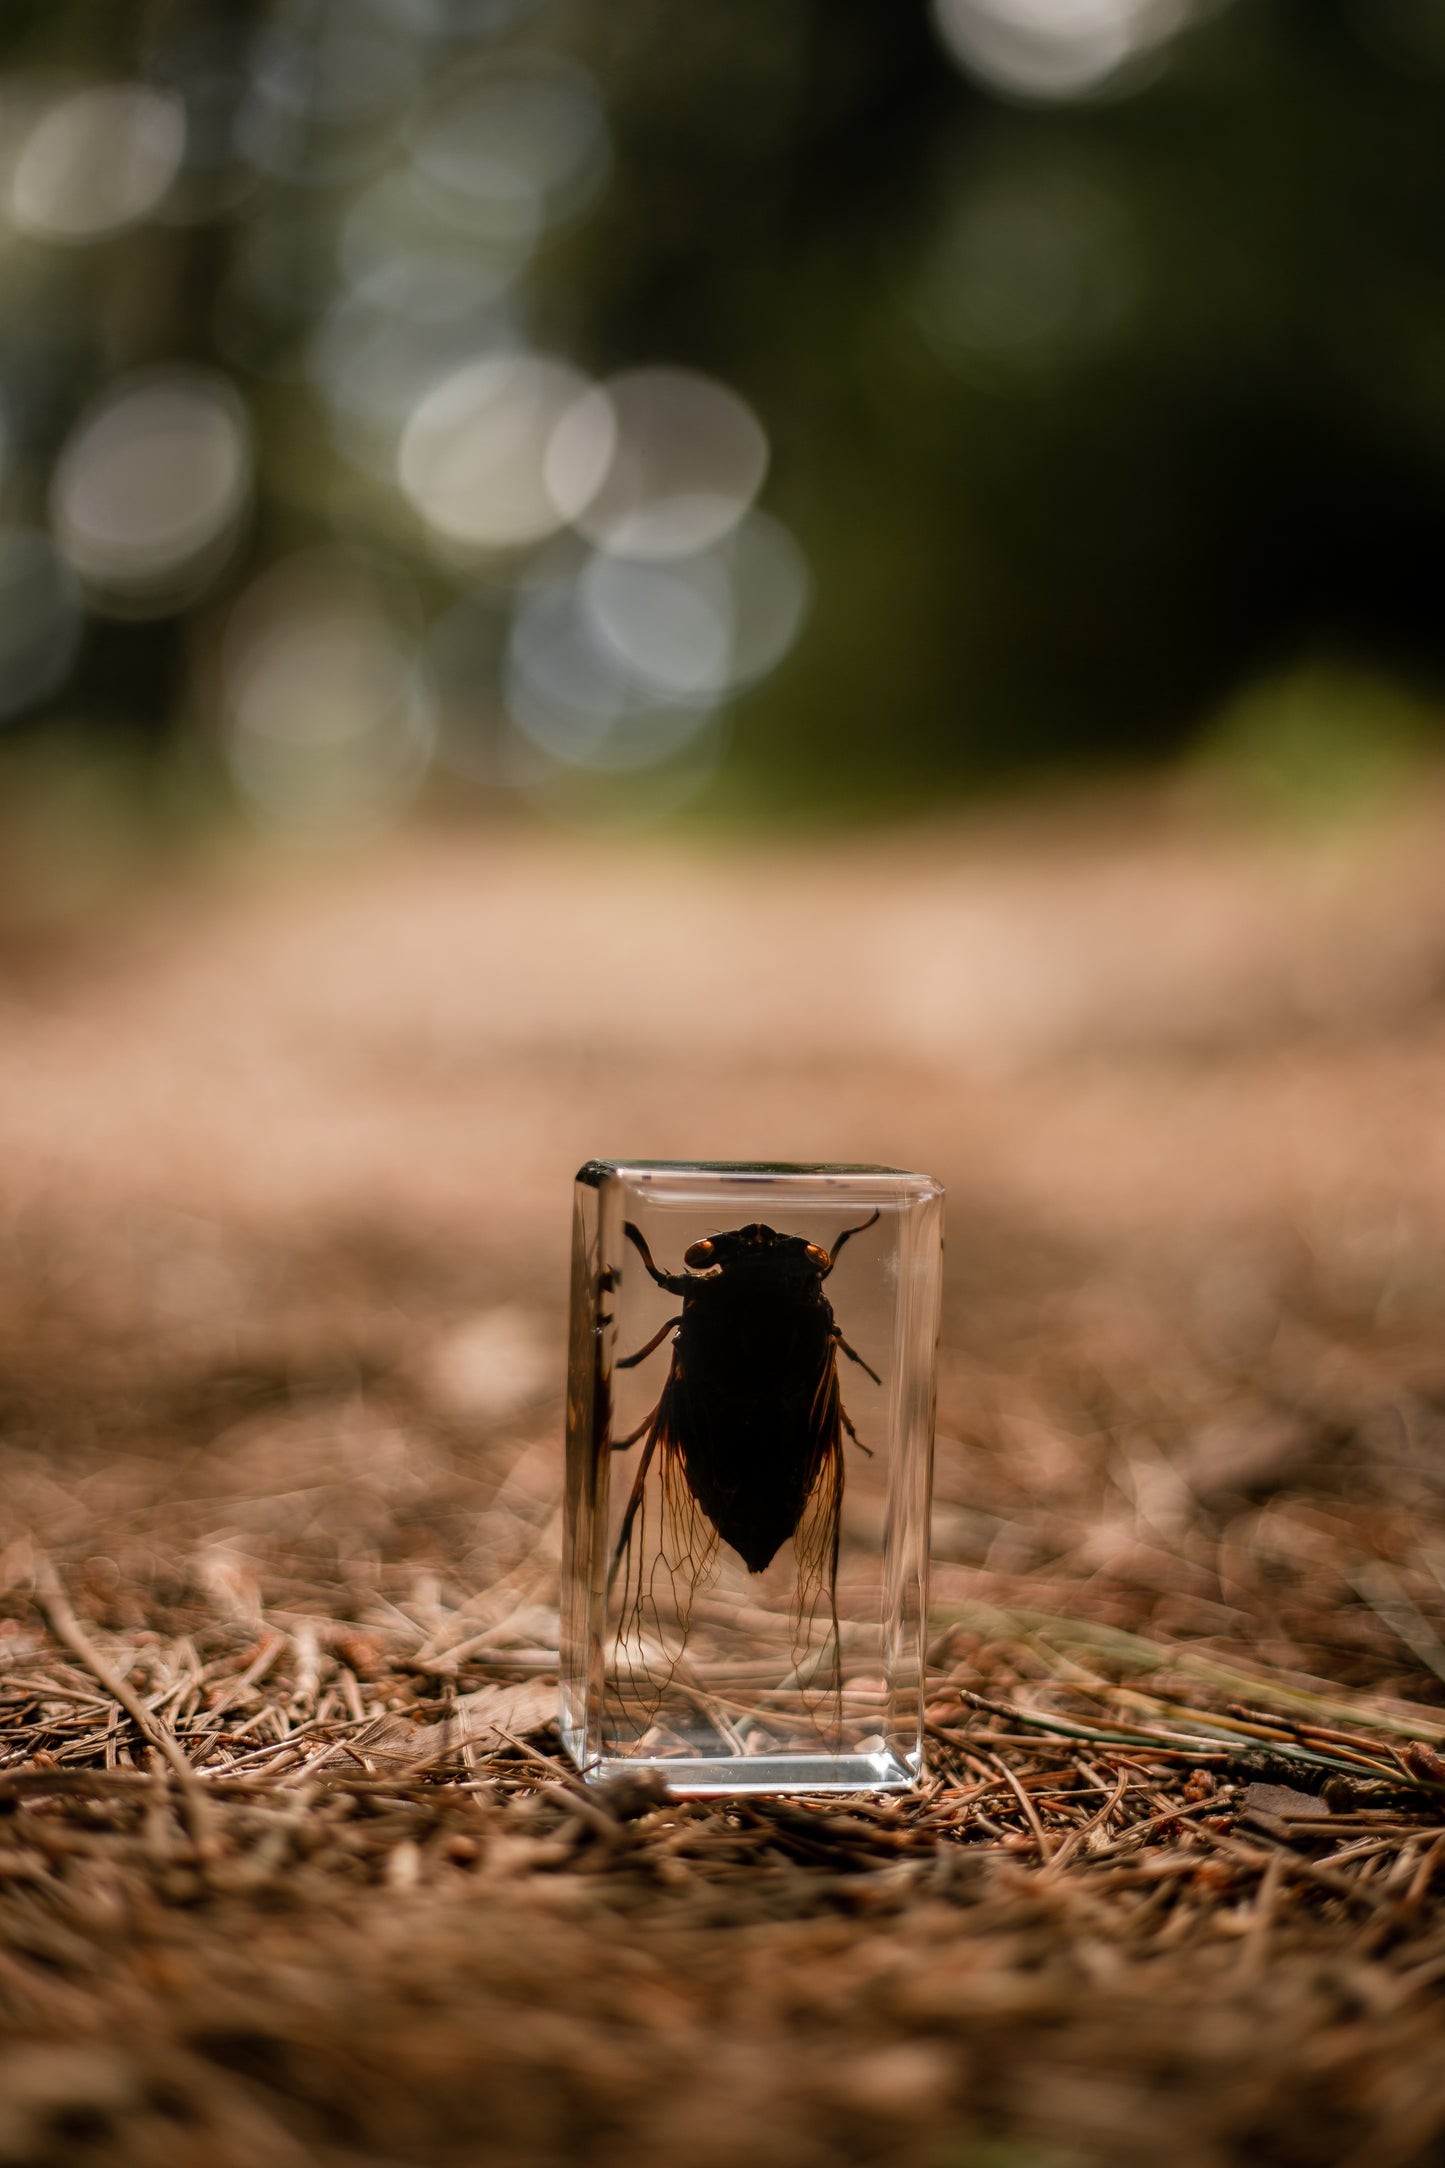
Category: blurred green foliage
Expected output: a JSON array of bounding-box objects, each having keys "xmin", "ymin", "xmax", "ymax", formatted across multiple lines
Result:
[{"xmin": 1196, "ymin": 659, "xmax": 1437, "ymax": 823}]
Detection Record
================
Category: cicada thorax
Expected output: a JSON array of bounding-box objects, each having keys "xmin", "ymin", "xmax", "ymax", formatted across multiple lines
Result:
[{"xmin": 669, "ymin": 1266, "xmax": 838, "ymax": 1574}]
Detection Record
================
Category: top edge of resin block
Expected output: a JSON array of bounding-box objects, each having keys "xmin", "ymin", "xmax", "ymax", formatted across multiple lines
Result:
[{"xmin": 576, "ymin": 1159, "xmax": 941, "ymax": 1191}]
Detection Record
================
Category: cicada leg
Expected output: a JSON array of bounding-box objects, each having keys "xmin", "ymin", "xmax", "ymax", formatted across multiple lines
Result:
[
  {"xmin": 623, "ymin": 1221, "xmax": 693, "ymax": 1297},
  {"xmin": 838, "ymin": 1402, "xmax": 873, "ymax": 1459},
  {"xmin": 822, "ymin": 1209, "xmax": 880, "ymax": 1277},
  {"xmin": 832, "ymin": 1326, "xmax": 881, "ymax": 1386},
  {"xmin": 617, "ymin": 1316, "xmax": 681, "ymax": 1370},
  {"xmin": 608, "ymin": 1415, "xmax": 662, "ymax": 1596}
]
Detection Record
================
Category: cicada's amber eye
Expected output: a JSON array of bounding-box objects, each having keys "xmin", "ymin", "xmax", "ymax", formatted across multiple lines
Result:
[
  {"xmin": 805, "ymin": 1243, "xmax": 830, "ymax": 1268},
  {"xmin": 684, "ymin": 1239, "xmax": 715, "ymax": 1268}
]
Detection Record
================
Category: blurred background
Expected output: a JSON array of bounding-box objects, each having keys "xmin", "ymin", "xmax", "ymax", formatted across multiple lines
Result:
[
  {"xmin": 6, "ymin": 0, "xmax": 1445, "ymax": 1699},
  {"xmin": 7, "ymin": 18, "xmax": 1445, "ymax": 2151},
  {"xmin": 1, "ymin": 0, "xmax": 1444, "ymax": 857}
]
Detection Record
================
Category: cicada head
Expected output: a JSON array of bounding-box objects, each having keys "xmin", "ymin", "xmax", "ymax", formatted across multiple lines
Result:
[{"xmin": 685, "ymin": 1223, "xmax": 831, "ymax": 1282}]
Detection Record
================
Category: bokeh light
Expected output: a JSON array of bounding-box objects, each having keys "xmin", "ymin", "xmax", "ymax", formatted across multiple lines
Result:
[
  {"xmin": 221, "ymin": 554, "xmax": 434, "ymax": 831},
  {"xmin": 2, "ymin": 0, "xmax": 1439, "ymax": 837},
  {"xmin": 579, "ymin": 510, "xmax": 810, "ymax": 703},
  {"xmin": 49, "ymin": 372, "xmax": 250, "ymax": 614},
  {"xmin": 506, "ymin": 573, "xmax": 719, "ymax": 771},
  {"xmin": 930, "ymin": 0, "xmax": 1199, "ymax": 101},
  {"xmin": 236, "ymin": 20, "xmax": 421, "ymax": 186},
  {"xmin": 0, "ymin": 10, "xmax": 804, "ymax": 829},
  {"xmin": 311, "ymin": 300, "xmax": 519, "ymax": 480},
  {"xmin": 580, "ymin": 552, "xmax": 732, "ymax": 705},
  {"xmin": 340, "ymin": 169, "xmax": 529, "ymax": 322},
  {"xmin": 399, "ymin": 353, "xmax": 593, "ymax": 553},
  {"xmin": 9, "ymin": 81, "xmax": 185, "ymax": 241},
  {"xmin": 548, "ymin": 368, "xmax": 770, "ymax": 562},
  {"xmin": 49, "ymin": 371, "xmax": 251, "ymax": 615},
  {"xmin": 409, "ymin": 53, "xmax": 608, "ymax": 243}
]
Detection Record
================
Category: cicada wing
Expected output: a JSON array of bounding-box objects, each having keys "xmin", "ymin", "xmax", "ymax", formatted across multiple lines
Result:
[
  {"xmin": 784, "ymin": 1353, "xmax": 846, "ymax": 1734},
  {"xmin": 607, "ymin": 1363, "xmax": 720, "ymax": 1742}
]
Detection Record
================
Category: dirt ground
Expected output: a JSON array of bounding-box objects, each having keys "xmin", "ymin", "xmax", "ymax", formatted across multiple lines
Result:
[{"xmin": 5, "ymin": 787, "xmax": 1445, "ymax": 2166}]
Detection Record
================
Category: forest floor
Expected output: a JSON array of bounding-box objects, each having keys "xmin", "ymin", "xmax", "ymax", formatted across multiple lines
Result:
[{"xmin": 5, "ymin": 786, "xmax": 1445, "ymax": 2165}]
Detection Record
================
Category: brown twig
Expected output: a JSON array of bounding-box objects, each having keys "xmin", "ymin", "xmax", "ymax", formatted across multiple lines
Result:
[{"xmin": 30, "ymin": 1554, "xmax": 219, "ymax": 1863}]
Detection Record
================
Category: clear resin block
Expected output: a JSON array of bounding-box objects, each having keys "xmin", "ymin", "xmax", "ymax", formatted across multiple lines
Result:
[{"xmin": 562, "ymin": 1160, "xmax": 943, "ymax": 1795}]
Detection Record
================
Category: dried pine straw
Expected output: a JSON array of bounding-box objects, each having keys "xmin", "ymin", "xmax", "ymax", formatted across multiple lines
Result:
[
  {"xmin": 12, "ymin": 819, "xmax": 1445, "ymax": 2164},
  {"xmin": 7, "ymin": 1263, "xmax": 1445, "ymax": 2168},
  {"xmin": 5, "ymin": 1482, "xmax": 1445, "ymax": 2168}
]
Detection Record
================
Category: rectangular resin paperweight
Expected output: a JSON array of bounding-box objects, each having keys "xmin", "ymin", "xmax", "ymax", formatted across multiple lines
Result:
[{"xmin": 561, "ymin": 1160, "xmax": 943, "ymax": 1794}]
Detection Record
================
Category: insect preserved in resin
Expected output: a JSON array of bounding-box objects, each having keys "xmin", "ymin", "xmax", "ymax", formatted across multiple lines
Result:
[
  {"xmin": 563, "ymin": 1160, "xmax": 942, "ymax": 1792},
  {"xmin": 608, "ymin": 1211, "xmax": 881, "ymax": 1733}
]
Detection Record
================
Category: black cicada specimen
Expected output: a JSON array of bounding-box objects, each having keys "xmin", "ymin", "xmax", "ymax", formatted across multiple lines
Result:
[{"xmin": 607, "ymin": 1212, "xmax": 881, "ymax": 1737}]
